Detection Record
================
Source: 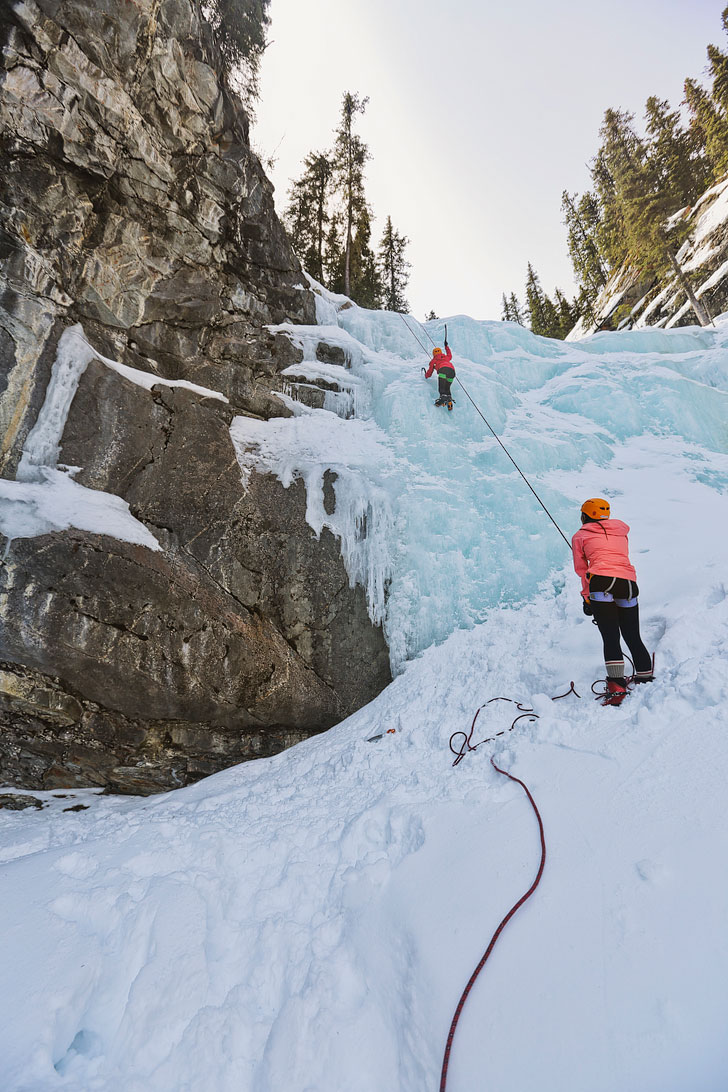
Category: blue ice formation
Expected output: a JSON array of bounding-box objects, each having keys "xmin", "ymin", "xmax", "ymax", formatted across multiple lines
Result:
[{"xmin": 236, "ymin": 289, "xmax": 728, "ymax": 670}]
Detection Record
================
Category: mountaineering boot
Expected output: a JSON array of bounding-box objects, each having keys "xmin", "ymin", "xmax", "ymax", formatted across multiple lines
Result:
[
  {"xmin": 447, "ymin": 398, "xmax": 453, "ymax": 411},
  {"xmin": 602, "ymin": 678, "xmax": 628, "ymax": 707},
  {"xmin": 633, "ymin": 655, "xmax": 655, "ymax": 684},
  {"xmin": 434, "ymin": 396, "xmax": 446, "ymax": 407}
]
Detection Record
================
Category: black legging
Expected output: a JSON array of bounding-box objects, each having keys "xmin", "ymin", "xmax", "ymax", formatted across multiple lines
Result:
[
  {"xmin": 438, "ymin": 367, "xmax": 455, "ymax": 398},
  {"xmin": 588, "ymin": 574, "xmax": 651, "ymax": 675},
  {"xmin": 591, "ymin": 600, "xmax": 652, "ymax": 673}
]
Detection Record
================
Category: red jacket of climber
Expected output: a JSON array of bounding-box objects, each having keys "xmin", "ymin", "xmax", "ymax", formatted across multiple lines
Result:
[{"xmin": 424, "ymin": 344, "xmax": 453, "ymax": 378}]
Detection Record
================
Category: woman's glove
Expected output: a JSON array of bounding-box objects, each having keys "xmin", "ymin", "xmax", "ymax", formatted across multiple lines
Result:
[{"xmin": 582, "ymin": 599, "xmax": 593, "ymax": 616}]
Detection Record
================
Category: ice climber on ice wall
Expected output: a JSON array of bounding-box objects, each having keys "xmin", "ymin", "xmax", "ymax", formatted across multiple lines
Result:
[
  {"xmin": 424, "ymin": 336, "xmax": 456, "ymax": 408},
  {"xmin": 572, "ymin": 497, "xmax": 654, "ymax": 706}
]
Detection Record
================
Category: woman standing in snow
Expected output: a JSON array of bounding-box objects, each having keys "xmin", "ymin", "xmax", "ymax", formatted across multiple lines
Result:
[{"xmin": 572, "ymin": 498, "xmax": 654, "ymax": 706}]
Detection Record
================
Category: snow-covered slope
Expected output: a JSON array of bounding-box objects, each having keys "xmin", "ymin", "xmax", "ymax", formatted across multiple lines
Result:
[{"xmin": 2, "ymin": 298, "xmax": 728, "ymax": 1091}]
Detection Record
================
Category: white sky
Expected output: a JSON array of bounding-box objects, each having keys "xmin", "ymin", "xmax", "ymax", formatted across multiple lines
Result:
[{"xmin": 252, "ymin": 0, "xmax": 724, "ymax": 321}]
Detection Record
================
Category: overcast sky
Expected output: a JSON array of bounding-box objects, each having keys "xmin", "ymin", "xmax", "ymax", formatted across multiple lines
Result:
[{"xmin": 252, "ymin": 0, "xmax": 724, "ymax": 321}]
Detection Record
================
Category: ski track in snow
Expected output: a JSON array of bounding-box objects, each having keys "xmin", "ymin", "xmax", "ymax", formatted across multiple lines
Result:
[{"xmin": 2, "ymin": 294, "xmax": 728, "ymax": 1090}]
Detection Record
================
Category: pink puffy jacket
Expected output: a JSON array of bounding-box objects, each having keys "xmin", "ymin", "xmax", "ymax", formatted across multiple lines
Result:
[
  {"xmin": 571, "ymin": 519, "xmax": 637, "ymax": 601},
  {"xmin": 424, "ymin": 344, "xmax": 453, "ymax": 378}
]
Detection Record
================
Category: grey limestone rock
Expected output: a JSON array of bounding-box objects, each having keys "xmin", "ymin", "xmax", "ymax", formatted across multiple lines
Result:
[{"xmin": 0, "ymin": 0, "xmax": 391, "ymax": 793}]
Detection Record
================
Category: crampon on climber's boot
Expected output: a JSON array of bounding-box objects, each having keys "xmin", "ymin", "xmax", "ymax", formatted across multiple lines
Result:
[{"xmin": 601, "ymin": 678, "xmax": 628, "ymax": 707}]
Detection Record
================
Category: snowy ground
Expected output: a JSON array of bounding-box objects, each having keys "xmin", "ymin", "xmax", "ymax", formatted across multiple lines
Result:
[{"xmin": 2, "ymin": 299, "xmax": 728, "ymax": 1090}]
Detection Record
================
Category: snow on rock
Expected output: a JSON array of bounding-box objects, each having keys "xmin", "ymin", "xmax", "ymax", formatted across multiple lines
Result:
[
  {"xmin": 231, "ymin": 404, "xmax": 394, "ymax": 627},
  {"xmin": 0, "ymin": 468, "xmax": 160, "ymax": 551},
  {"xmin": 570, "ymin": 174, "xmax": 728, "ymax": 338},
  {"xmin": 4, "ymin": 325, "xmax": 227, "ymax": 551},
  {"xmin": 3, "ymin": 326, "xmax": 161, "ymax": 550}
]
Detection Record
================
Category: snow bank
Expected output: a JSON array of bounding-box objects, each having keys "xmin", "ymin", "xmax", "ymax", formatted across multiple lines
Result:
[{"xmin": 2, "ymin": 301, "xmax": 728, "ymax": 1090}]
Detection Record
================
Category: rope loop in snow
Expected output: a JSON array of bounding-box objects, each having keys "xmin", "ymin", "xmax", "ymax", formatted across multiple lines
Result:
[{"xmin": 448, "ymin": 683, "xmax": 581, "ymax": 767}]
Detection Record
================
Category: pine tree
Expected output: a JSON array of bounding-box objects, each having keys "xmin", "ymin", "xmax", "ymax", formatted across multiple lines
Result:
[
  {"xmin": 598, "ymin": 107, "xmax": 709, "ymax": 325},
  {"xmin": 554, "ymin": 288, "xmax": 579, "ymax": 338},
  {"xmin": 542, "ymin": 293, "xmax": 560, "ymax": 337},
  {"xmin": 331, "ymin": 92, "xmax": 371, "ymax": 299},
  {"xmin": 349, "ymin": 206, "xmax": 382, "ymax": 308},
  {"xmin": 378, "ymin": 216, "xmax": 411, "ymax": 312},
  {"xmin": 525, "ymin": 264, "xmax": 574, "ymax": 338},
  {"xmin": 707, "ymin": 42, "xmax": 728, "ymax": 114},
  {"xmin": 202, "ymin": 0, "xmax": 271, "ymax": 96},
  {"xmin": 525, "ymin": 264, "xmax": 543, "ymax": 332},
  {"xmin": 684, "ymin": 77, "xmax": 728, "ymax": 179},
  {"xmin": 561, "ymin": 189, "xmax": 609, "ymax": 308},
  {"xmin": 590, "ymin": 149, "xmax": 628, "ymax": 270},
  {"xmin": 284, "ymin": 151, "xmax": 333, "ymax": 283},
  {"xmin": 425, "ymin": 310, "xmax": 438, "ymax": 321},
  {"xmin": 509, "ymin": 292, "xmax": 524, "ymax": 325},
  {"xmin": 501, "ymin": 292, "xmax": 524, "ymax": 324},
  {"xmin": 644, "ymin": 96, "xmax": 709, "ymax": 206},
  {"xmin": 324, "ymin": 211, "xmax": 345, "ymax": 294},
  {"xmin": 525, "ymin": 264, "xmax": 552, "ymax": 335}
]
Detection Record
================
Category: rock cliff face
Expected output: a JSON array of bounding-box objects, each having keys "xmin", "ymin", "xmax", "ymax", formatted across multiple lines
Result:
[{"xmin": 0, "ymin": 0, "xmax": 391, "ymax": 792}]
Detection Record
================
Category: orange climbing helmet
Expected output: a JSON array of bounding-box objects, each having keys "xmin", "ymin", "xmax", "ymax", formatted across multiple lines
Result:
[
  {"xmin": 581, "ymin": 497, "xmax": 610, "ymax": 521},
  {"xmin": 433, "ymin": 346, "xmax": 442, "ymax": 355}
]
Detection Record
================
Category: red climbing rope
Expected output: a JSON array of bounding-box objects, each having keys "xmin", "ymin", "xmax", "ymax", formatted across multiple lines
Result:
[{"xmin": 439, "ymin": 757, "xmax": 547, "ymax": 1092}]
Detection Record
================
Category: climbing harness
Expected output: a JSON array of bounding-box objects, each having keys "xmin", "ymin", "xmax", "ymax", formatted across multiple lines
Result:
[
  {"xmin": 440, "ymin": 755, "xmax": 546, "ymax": 1092},
  {"xmin": 589, "ymin": 576, "xmax": 638, "ymax": 608},
  {"xmin": 399, "ymin": 313, "xmax": 571, "ymax": 549}
]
